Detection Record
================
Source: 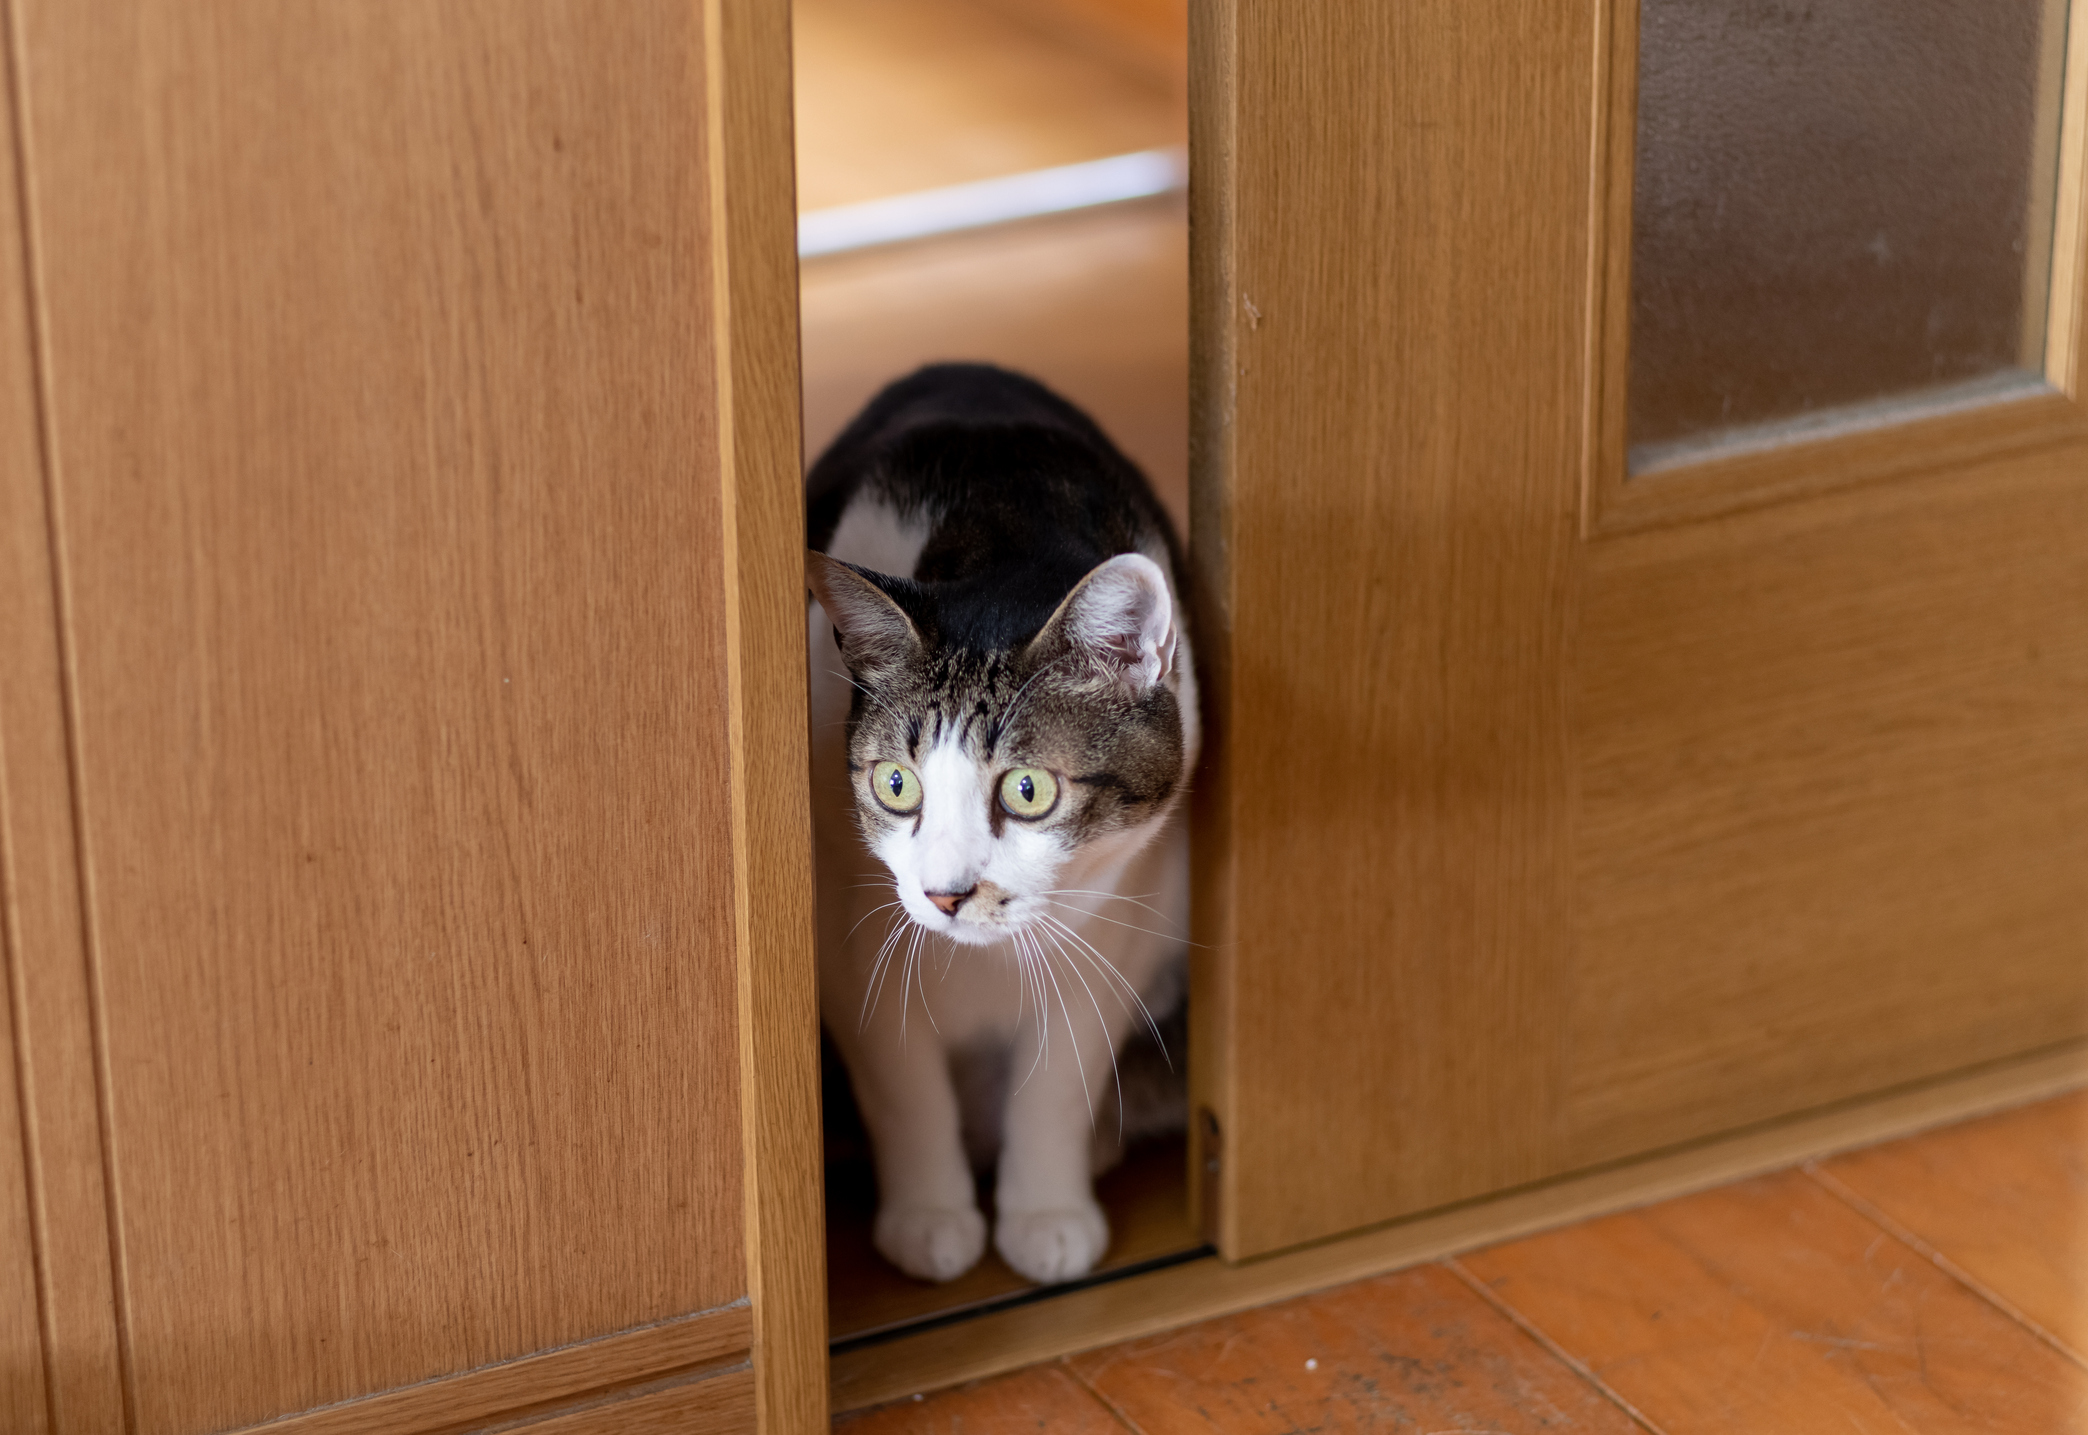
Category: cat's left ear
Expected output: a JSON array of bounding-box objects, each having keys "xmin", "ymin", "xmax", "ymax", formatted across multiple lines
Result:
[
  {"xmin": 806, "ymin": 550, "xmax": 922, "ymax": 677},
  {"xmin": 1029, "ymin": 552, "xmax": 1177, "ymax": 694}
]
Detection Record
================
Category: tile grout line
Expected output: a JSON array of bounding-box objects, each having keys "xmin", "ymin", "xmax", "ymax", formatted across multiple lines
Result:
[
  {"xmin": 1441, "ymin": 1258, "xmax": 1673, "ymax": 1435},
  {"xmin": 1800, "ymin": 1161, "xmax": 2088, "ymax": 1375},
  {"xmin": 1057, "ymin": 1357, "xmax": 1150, "ymax": 1435}
]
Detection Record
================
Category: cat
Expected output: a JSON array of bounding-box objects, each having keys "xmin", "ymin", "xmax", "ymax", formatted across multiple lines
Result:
[{"xmin": 805, "ymin": 363, "xmax": 1197, "ymax": 1286}]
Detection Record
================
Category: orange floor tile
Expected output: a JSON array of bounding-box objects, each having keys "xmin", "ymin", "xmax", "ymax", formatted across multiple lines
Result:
[
  {"xmin": 840, "ymin": 1366, "xmax": 1128, "ymax": 1435},
  {"xmin": 1069, "ymin": 1265, "xmax": 1645, "ymax": 1434},
  {"xmin": 1817, "ymin": 1089, "xmax": 2088, "ymax": 1358},
  {"xmin": 1463, "ymin": 1171, "xmax": 2088, "ymax": 1432},
  {"xmin": 835, "ymin": 1090, "xmax": 2088, "ymax": 1432}
]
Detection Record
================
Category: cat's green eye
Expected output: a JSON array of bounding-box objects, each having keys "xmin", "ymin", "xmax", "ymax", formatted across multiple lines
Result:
[
  {"xmin": 998, "ymin": 767, "xmax": 1059, "ymax": 820},
  {"xmin": 870, "ymin": 760, "xmax": 922, "ymax": 815}
]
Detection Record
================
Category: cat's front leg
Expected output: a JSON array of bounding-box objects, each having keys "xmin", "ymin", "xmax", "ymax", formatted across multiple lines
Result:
[
  {"xmin": 992, "ymin": 1005, "xmax": 1126, "ymax": 1283},
  {"xmin": 841, "ymin": 1026, "xmax": 985, "ymax": 1283}
]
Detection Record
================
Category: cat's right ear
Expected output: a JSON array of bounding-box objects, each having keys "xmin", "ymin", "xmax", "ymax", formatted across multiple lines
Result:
[{"xmin": 806, "ymin": 551, "xmax": 921, "ymax": 675}]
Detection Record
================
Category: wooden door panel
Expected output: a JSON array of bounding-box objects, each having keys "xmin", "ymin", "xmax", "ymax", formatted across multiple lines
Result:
[
  {"xmin": 0, "ymin": 67, "xmax": 124, "ymax": 1435},
  {"xmin": 1198, "ymin": 0, "xmax": 2088, "ymax": 1261},
  {"xmin": 1192, "ymin": 0, "xmax": 1588, "ymax": 1257},
  {"xmin": 1572, "ymin": 454, "xmax": 2088, "ymax": 1163},
  {"xmin": 0, "ymin": 965, "xmax": 45, "ymax": 1433},
  {"xmin": 9, "ymin": 3, "xmax": 752, "ymax": 1430},
  {"xmin": 2, "ymin": 70, "xmax": 51, "ymax": 1433}
]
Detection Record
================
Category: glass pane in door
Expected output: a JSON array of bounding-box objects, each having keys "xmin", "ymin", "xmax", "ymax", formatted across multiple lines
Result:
[{"xmin": 1628, "ymin": 0, "xmax": 2073, "ymax": 472}]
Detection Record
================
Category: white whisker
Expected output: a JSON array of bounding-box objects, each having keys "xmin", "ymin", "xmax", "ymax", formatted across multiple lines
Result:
[
  {"xmin": 1011, "ymin": 931, "xmax": 1050, "ymax": 1091},
  {"xmin": 844, "ymin": 899, "xmax": 904, "ymax": 943},
  {"xmin": 1007, "ymin": 932, "xmax": 1029, "ymax": 1029},
  {"xmin": 1033, "ymin": 916, "xmax": 1138, "ymax": 1021},
  {"xmin": 898, "ymin": 924, "xmax": 927, "ymax": 1045},
  {"xmin": 1033, "ymin": 911, "xmax": 1142, "ymax": 1009},
  {"xmin": 859, "ymin": 908, "xmax": 910, "ymax": 1030},
  {"xmin": 1036, "ymin": 911, "xmax": 1169, "ymax": 1063},
  {"xmin": 1040, "ymin": 923, "xmax": 1120, "ymax": 1137},
  {"xmin": 1034, "ymin": 938, "xmax": 1096, "ymax": 1128},
  {"xmin": 911, "ymin": 925, "xmax": 939, "ymax": 1035},
  {"xmin": 1043, "ymin": 888, "xmax": 1179, "ymax": 927},
  {"xmin": 994, "ymin": 655, "xmax": 1066, "ymax": 740},
  {"xmin": 1042, "ymin": 897, "xmax": 1204, "ymax": 947},
  {"xmin": 828, "ymin": 668, "xmax": 908, "ymax": 727}
]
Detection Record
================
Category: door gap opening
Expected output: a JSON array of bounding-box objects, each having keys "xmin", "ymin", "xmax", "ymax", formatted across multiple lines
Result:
[{"xmin": 793, "ymin": 0, "xmax": 1199, "ymax": 1350}]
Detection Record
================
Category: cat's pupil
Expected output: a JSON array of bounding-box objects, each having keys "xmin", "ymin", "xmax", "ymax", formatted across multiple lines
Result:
[
  {"xmin": 887, "ymin": 769, "xmax": 903, "ymax": 796},
  {"xmin": 1018, "ymin": 775, "xmax": 1034, "ymax": 802}
]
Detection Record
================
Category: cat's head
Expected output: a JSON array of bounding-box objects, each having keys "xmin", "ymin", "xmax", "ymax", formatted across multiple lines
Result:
[{"xmin": 808, "ymin": 548, "xmax": 1191, "ymax": 947}]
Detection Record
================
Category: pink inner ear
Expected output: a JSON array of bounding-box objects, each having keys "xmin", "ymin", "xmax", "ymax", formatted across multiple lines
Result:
[
  {"xmin": 1096, "ymin": 632, "xmax": 1146, "ymax": 664},
  {"xmin": 1069, "ymin": 555, "xmax": 1173, "ymax": 686}
]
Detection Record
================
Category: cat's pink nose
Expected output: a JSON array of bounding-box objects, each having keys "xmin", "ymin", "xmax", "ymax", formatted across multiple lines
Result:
[{"xmin": 926, "ymin": 887, "xmax": 975, "ymax": 917}]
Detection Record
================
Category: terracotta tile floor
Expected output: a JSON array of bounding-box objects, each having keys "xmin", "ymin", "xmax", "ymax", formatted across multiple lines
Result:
[{"xmin": 837, "ymin": 1091, "xmax": 2088, "ymax": 1432}]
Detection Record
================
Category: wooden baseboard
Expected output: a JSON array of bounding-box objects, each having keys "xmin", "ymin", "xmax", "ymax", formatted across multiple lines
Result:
[
  {"xmin": 233, "ymin": 1304, "xmax": 751, "ymax": 1435},
  {"xmin": 499, "ymin": 1365, "xmax": 755, "ymax": 1435},
  {"xmin": 831, "ymin": 1041, "xmax": 2088, "ymax": 1412}
]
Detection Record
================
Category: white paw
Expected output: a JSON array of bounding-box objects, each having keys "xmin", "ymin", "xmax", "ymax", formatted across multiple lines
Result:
[
  {"xmin": 874, "ymin": 1205, "xmax": 987, "ymax": 1283},
  {"xmin": 995, "ymin": 1204, "xmax": 1110, "ymax": 1284}
]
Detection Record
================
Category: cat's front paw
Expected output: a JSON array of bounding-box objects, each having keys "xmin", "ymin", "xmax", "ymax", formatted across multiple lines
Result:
[
  {"xmin": 994, "ymin": 1204, "xmax": 1109, "ymax": 1284},
  {"xmin": 874, "ymin": 1204, "xmax": 987, "ymax": 1283}
]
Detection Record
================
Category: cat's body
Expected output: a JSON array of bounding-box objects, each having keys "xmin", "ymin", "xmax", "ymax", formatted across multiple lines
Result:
[{"xmin": 806, "ymin": 364, "xmax": 1196, "ymax": 1285}]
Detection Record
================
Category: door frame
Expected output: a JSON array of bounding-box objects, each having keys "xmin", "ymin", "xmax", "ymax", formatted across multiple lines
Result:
[{"xmin": 716, "ymin": 2, "xmax": 830, "ymax": 1432}]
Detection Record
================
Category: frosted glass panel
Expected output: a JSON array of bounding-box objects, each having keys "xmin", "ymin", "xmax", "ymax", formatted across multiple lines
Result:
[{"xmin": 1629, "ymin": 0, "xmax": 2071, "ymax": 470}]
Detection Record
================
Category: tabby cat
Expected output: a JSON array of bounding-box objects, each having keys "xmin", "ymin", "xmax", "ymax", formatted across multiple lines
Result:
[{"xmin": 806, "ymin": 364, "xmax": 1196, "ymax": 1284}]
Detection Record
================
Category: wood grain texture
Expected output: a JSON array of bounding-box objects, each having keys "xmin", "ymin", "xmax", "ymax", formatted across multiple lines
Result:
[
  {"xmin": 0, "ymin": 19, "xmax": 122, "ymax": 1430},
  {"xmin": 1194, "ymin": 0, "xmax": 1590, "ymax": 1256},
  {"xmin": 837, "ymin": 1366, "xmax": 1126, "ymax": 1435},
  {"xmin": 793, "ymin": 0, "xmax": 1180, "ymax": 210},
  {"xmin": 2045, "ymin": 0, "xmax": 2088, "ymax": 392},
  {"xmin": 831, "ymin": 1043, "xmax": 2088, "ymax": 1412},
  {"xmin": 1570, "ymin": 452, "xmax": 2088, "ymax": 1167},
  {"xmin": 977, "ymin": 0, "xmax": 1186, "ymax": 98},
  {"xmin": 0, "ymin": 68, "xmax": 52, "ymax": 1431},
  {"xmin": 711, "ymin": 0, "xmax": 827, "ymax": 1429},
  {"xmin": 13, "ymin": 3, "xmax": 750, "ymax": 1430},
  {"xmin": 1818, "ymin": 1091, "xmax": 2088, "ymax": 1361},
  {"xmin": 507, "ymin": 1365, "xmax": 757, "ymax": 1435},
  {"xmin": 2025, "ymin": 0, "xmax": 2073, "ymax": 373},
  {"xmin": 1069, "ymin": 1264, "xmax": 1642, "ymax": 1434},
  {"xmin": 1593, "ymin": 385, "xmax": 2088, "ymax": 535},
  {"xmin": 1463, "ymin": 1170, "xmax": 2088, "ymax": 1432},
  {"xmin": 0, "ymin": 51, "xmax": 52, "ymax": 1433},
  {"xmin": 227, "ymin": 1306, "xmax": 751, "ymax": 1435},
  {"xmin": 0, "ymin": 871, "xmax": 44, "ymax": 1432},
  {"xmin": 1183, "ymin": 0, "xmax": 1234, "ymax": 1248},
  {"xmin": 1194, "ymin": 0, "xmax": 2088, "ymax": 1273}
]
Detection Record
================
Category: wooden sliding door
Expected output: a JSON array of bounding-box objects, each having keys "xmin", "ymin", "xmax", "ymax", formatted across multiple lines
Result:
[
  {"xmin": 0, "ymin": 2, "xmax": 819, "ymax": 1431},
  {"xmin": 1193, "ymin": 0, "xmax": 2088, "ymax": 1258}
]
